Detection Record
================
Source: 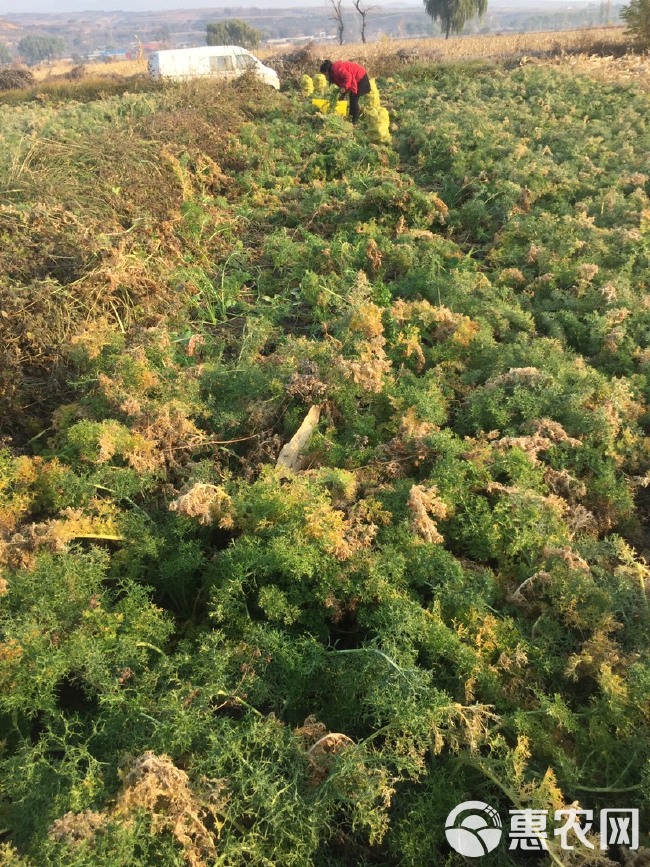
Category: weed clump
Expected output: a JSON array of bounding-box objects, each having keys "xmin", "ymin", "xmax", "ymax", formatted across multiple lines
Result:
[
  {"xmin": 0, "ymin": 69, "xmax": 33, "ymax": 91},
  {"xmin": 117, "ymin": 752, "xmax": 228, "ymax": 867}
]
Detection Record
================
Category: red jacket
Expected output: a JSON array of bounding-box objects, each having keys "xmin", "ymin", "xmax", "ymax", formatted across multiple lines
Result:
[{"xmin": 329, "ymin": 61, "xmax": 367, "ymax": 95}]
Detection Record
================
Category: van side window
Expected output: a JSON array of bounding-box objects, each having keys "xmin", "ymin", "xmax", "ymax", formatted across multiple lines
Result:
[
  {"xmin": 209, "ymin": 55, "xmax": 235, "ymax": 72},
  {"xmin": 234, "ymin": 54, "xmax": 256, "ymax": 70}
]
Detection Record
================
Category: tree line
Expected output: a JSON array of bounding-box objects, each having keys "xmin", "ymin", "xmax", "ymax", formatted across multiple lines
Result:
[
  {"xmin": 205, "ymin": 2, "xmax": 488, "ymax": 49},
  {"xmin": 0, "ymin": 35, "xmax": 66, "ymax": 66},
  {"xmin": 204, "ymin": 0, "xmax": 648, "ymax": 45}
]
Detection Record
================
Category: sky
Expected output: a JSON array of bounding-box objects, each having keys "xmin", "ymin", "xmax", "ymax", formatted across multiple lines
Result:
[{"xmin": 0, "ymin": 0, "xmax": 600, "ymax": 14}]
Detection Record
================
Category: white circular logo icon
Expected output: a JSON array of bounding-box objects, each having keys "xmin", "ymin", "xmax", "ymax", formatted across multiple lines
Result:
[{"xmin": 445, "ymin": 800, "xmax": 503, "ymax": 857}]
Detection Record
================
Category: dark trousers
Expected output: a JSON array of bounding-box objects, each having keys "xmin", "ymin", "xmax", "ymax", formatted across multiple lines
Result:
[{"xmin": 349, "ymin": 73, "xmax": 371, "ymax": 124}]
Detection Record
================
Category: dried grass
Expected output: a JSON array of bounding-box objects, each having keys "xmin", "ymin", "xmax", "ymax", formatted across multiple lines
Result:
[
  {"xmin": 522, "ymin": 49, "xmax": 650, "ymax": 89},
  {"xmin": 169, "ymin": 483, "xmax": 234, "ymax": 528},
  {"xmin": 408, "ymin": 483, "xmax": 448, "ymax": 544},
  {"xmin": 117, "ymin": 752, "xmax": 226, "ymax": 867},
  {"xmin": 48, "ymin": 811, "xmax": 105, "ymax": 846},
  {"xmin": 31, "ymin": 57, "xmax": 148, "ymax": 82},
  {"xmin": 258, "ymin": 26, "xmax": 633, "ymax": 75},
  {"xmin": 48, "ymin": 752, "xmax": 229, "ymax": 867},
  {"xmin": 0, "ymin": 500, "xmax": 123, "ymax": 571}
]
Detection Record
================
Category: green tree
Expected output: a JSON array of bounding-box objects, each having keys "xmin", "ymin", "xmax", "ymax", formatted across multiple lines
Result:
[
  {"xmin": 423, "ymin": 0, "xmax": 488, "ymax": 37},
  {"xmin": 621, "ymin": 0, "xmax": 650, "ymax": 47},
  {"xmin": 206, "ymin": 19, "xmax": 261, "ymax": 49},
  {"xmin": 17, "ymin": 35, "xmax": 65, "ymax": 65},
  {"xmin": 0, "ymin": 42, "xmax": 11, "ymax": 65}
]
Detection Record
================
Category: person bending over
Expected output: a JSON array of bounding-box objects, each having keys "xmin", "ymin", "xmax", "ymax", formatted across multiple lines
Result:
[{"xmin": 319, "ymin": 59, "xmax": 371, "ymax": 125}]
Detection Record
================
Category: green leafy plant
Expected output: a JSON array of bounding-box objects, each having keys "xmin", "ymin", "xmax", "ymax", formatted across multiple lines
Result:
[{"xmin": 0, "ymin": 62, "xmax": 649, "ymax": 867}]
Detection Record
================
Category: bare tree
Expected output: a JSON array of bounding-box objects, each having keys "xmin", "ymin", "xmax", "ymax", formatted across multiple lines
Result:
[
  {"xmin": 328, "ymin": 0, "xmax": 345, "ymax": 45},
  {"xmin": 353, "ymin": 0, "xmax": 379, "ymax": 43}
]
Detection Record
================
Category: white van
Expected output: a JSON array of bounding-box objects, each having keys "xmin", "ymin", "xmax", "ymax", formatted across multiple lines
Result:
[{"xmin": 148, "ymin": 45, "xmax": 280, "ymax": 89}]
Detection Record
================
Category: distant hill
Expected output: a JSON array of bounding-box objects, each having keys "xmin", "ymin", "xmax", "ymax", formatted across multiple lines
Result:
[
  {"xmin": 0, "ymin": 0, "xmax": 613, "ymax": 12},
  {"xmin": 0, "ymin": 2, "xmax": 623, "ymax": 56}
]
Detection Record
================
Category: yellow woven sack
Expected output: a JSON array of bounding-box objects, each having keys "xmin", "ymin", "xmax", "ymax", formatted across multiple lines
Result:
[
  {"xmin": 365, "ymin": 106, "xmax": 391, "ymax": 144},
  {"xmin": 312, "ymin": 98, "xmax": 348, "ymax": 116},
  {"xmin": 366, "ymin": 88, "xmax": 381, "ymax": 109},
  {"xmin": 314, "ymin": 73, "xmax": 328, "ymax": 94},
  {"xmin": 301, "ymin": 75, "xmax": 314, "ymax": 96},
  {"xmin": 366, "ymin": 78, "xmax": 381, "ymax": 109}
]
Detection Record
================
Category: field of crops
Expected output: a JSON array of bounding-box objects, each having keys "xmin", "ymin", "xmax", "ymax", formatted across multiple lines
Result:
[{"xmin": 0, "ymin": 59, "xmax": 649, "ymax": 866}]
